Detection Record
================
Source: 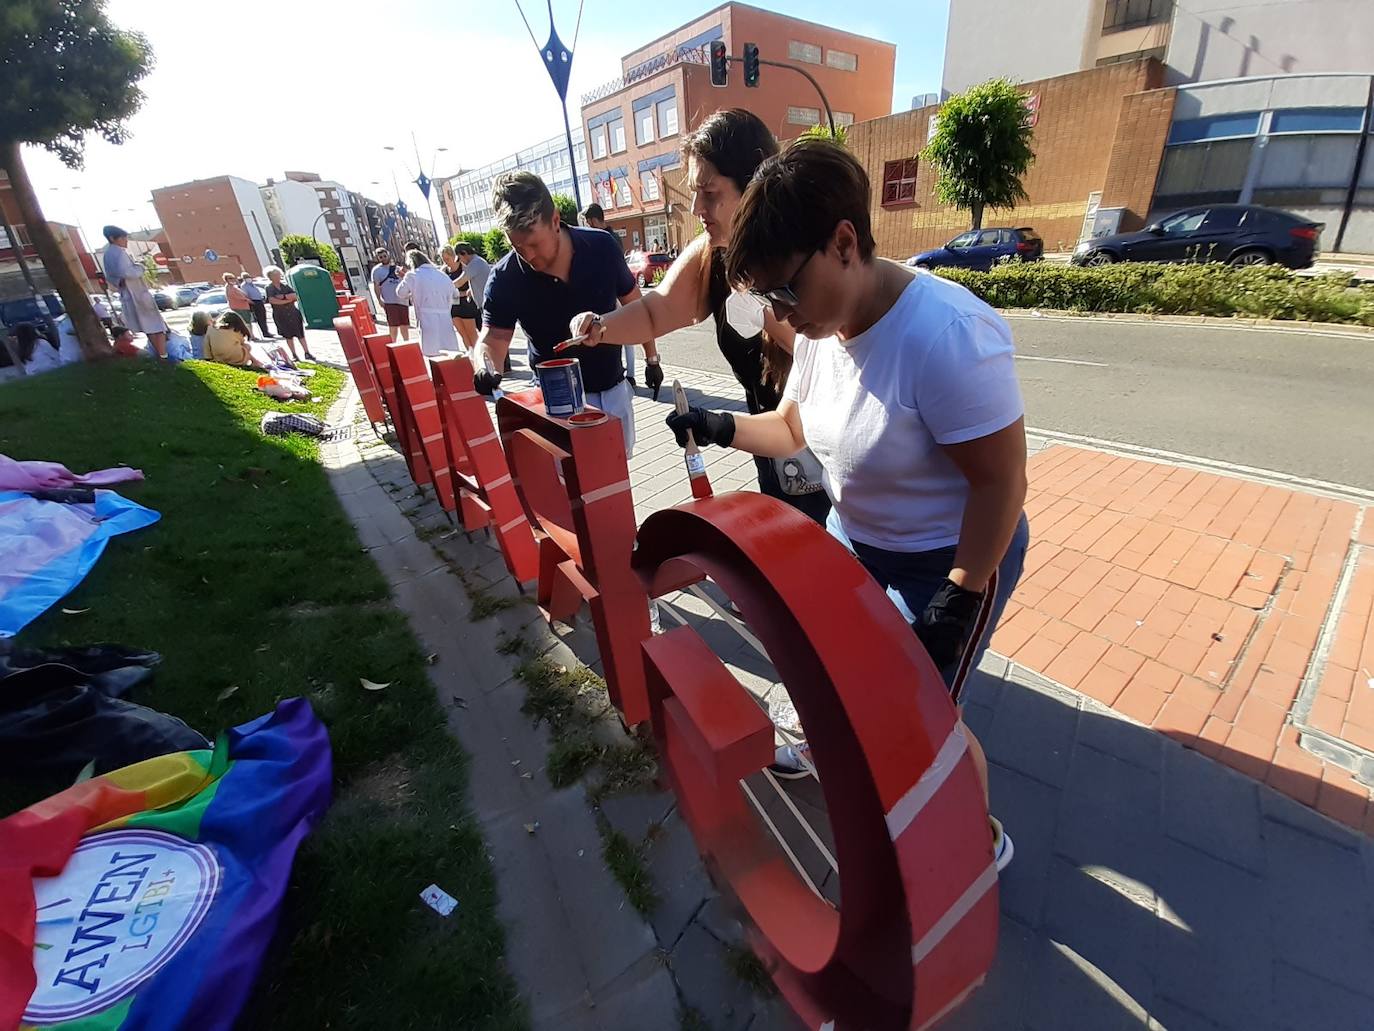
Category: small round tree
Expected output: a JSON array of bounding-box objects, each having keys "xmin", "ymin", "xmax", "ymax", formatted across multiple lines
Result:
[
  {"xmin": 483, "ymin": 227, "xmax": 510, "ymax": 264},
  {"xmin": 922, "ymin": 78, "xmax": 1036, "ymax": 230},
  {"xmin": 279, "ymin": 234, "xmax": 342, "ymax": 274},
  {"xmin": 552, "ymin": 192, "xmax": 579, "ymax": 227},
  {"xmin": 449, "ymin": 230, "xmax": 488, "ymax": 257}
]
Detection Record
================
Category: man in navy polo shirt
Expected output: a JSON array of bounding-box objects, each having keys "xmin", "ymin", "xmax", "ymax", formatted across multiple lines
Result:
[{"xmin": 473, "ymin": 171, "xmax": 663, "ymax": 456}]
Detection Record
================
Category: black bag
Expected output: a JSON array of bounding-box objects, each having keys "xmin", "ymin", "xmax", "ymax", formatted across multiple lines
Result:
[{"xmin": 0, "ymin": 645, "xmax": 209, "ymax": 778}]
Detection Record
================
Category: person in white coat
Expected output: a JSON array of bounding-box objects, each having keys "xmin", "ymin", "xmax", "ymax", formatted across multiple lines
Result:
[
  {"xmin": 100, "ymin": 225, "xmax": 169, "ymax": 358},
  {"xmin": 396, "ymin": 249, "xmax": 460, "ymax": 356}
]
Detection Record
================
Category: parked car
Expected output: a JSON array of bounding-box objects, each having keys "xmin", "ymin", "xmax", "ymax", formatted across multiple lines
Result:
[
  {"xmin": 0, "ymin": 295, "xmax": 61, "ymax": 348},
  {"xmin": 1072, "ymin": 204, "xmax": 1321, "ymax": 270},
  {"xmin": 168, "ymin": 285, "xmax": 203, "ymax": 308},
  {"xmin": 907, "ymin": 227, "xmax": 1044, "ymax": 271},
  {"xmin": 151, "ymin": 288, "xmax": 175, "ymax": 310},
  {"xmin": 191, "ymin": 288, "xmax": 230, "ymax": 319},
  {"xmin": 625, "ymin": 250, "xmax": 673, "ymax": 287}
]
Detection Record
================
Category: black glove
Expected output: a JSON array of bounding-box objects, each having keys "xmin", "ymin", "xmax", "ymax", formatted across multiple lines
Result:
[
  {"xmin": 644, "ymin": 360, "xmax": 664, "ymax": 400},
  {"xmin": 666, "ymin": 407, "xmax": 735, "ymax": 448},
  {"xmin": 473, "ymin": 369, "xmax": 502, "ymax": 396},
  {"xmin": 913, "ymin": 578, "xmax": 986, "ymax": 672}
]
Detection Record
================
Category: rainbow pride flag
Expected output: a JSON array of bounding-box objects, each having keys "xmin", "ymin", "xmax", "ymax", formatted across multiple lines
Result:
[{"xmin": 0, "ymin": 698, "xmax": 331, "ymax": 1030}]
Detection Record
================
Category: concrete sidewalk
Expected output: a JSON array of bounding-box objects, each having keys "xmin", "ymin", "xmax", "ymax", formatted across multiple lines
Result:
[{"xmin": 319, "ymin": 334, "xmax": 1374, "ymax": 1029}]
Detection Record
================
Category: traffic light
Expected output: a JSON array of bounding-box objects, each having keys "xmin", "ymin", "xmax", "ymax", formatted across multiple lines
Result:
[
  {"xmin": 710, "ymin": 41, "xmax": 728, "ymax": 87},
  {"xmin": 743, "ymin": 42, "xmax": 760, "ymax": 87}
]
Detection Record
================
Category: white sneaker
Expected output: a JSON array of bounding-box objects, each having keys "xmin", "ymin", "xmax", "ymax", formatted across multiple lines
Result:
[
  {"xmin": 769, "ymin": 742, "xmax": 817, "ymax": 780},
  {"xmin": 991, "ymin": 816, "xmax": 1014, "ymax": 872}
]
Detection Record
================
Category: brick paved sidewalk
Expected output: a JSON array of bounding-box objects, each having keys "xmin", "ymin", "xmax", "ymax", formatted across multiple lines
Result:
[
  {"xmin": 618, "ymin": 368, "xmax": 1374, "ymax": 835},
  {"xmin": 1004, "ymin": 445, "xmax": 1373, "ymax": 833}
]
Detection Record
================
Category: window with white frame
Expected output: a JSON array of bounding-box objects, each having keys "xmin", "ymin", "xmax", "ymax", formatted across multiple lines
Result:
[
  {"xmin": 609, "ymin": 115, "xmax": 626, "ymax": 153},
  {"xmin": 614, "ymin": 175, "xmax": 632, "ymax": 207},
  {"xmin": 835, "ymin": 111, "xmax": 855, "ymax": 127},
  {"xmin": 592, "ymin": 125, "xmax": 608, "ymax": 159},
  {"xmin": 636, "ymin": 106, "xmax": 655, "ymax": 146},
  {"xmin": 825, "ymin": 49, "xmax": 857, "ymax": 71},
  {"xmin": 657, "ymin": 97, "xmax": 678, "ymax": 137},
  {"xmin": 787, "ymin": 106, "xmax": 821, "ymax": 126},
  {"xmin": 640, "ymin": 169, "xmax": 660, "ymax": 202},
  {"xmin": 788, "ymin": 40, "xmax": 821, "ymax": 64}
]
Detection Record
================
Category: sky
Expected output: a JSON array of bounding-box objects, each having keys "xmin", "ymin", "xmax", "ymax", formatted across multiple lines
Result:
[{"xmin": 26, "ymin": 0, "xmax": 949, "ymax": 246}]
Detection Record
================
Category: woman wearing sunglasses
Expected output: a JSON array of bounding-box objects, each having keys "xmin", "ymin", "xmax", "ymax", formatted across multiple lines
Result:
[
  {"xmin": 668, "ymin": 139, "xmax": 1029, "ymax": 869},
  {"xmin": 567, "ymin": 109, "xmax": 830, "ymax": 524}
]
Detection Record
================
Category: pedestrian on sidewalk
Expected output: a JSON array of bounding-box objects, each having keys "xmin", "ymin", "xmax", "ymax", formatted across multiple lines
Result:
[
  {"xmin": 396, "ymin": 248, "xmax": 460, "ymax": 356},
  {"xmin": 239, "ymin": 273, "xmax": 273, "ymax": 338},
  {"xmin": 569, "ymin": 108, "xmax": 830, "ymax": 525},
  {"xmin": 472, "ymin": 171, "xmax": 663, "ymax": 456},
  {"xmin": 223, "ymin": 273, "xmax": 259, "ymax": 340},
  {"xmin": 264, "ymin": 266, "xmax": 314, "ymax": 362},
  {"xmin": 581, "ymin": 202, "xmax": 645, "ymax": 390},
  {"xmin": 667, "ymin": 139, "xmax": 1029, "ymax": 868},
  {"xmin": 100, "ymin": 225, "xmax": 169, "ymax": 358},
  {"xmin": 370, "ymin": 247, "xmax": 411, "ymax": 342},
  {"xmin": 92, "ymin": 294, "xmax": 113, "ymax": 331},
  {"xmin": 440, "ymin": 245, "xmax": 479, "ymax": 350}
]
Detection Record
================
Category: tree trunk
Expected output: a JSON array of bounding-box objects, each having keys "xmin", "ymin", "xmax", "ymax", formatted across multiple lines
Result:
[
  {"xmin": 0, "ymin": 201, "xmax": 31, "ymax": 375},
  {"xmin": 971, "ymin": 201, "xmax": 985, "ymax": 231},
  {"xmin": 0, "ymin": 140, "xmax": 113, "ymax": 361}
]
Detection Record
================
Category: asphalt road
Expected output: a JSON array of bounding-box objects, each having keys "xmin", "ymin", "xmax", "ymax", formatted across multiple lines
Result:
[{"xmin": 654, "ymin": 314, "xmax": 1374, "ymax": 491}]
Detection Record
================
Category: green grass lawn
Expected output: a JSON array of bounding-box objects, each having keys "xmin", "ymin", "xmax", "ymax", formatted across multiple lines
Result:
[{"xmin": 0, "ymin": 360, "xmax": 526, "ymax": 1030}]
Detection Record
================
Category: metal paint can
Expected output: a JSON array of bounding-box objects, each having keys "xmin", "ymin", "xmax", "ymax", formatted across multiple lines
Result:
[{"xmin": 535, "ymin": 357, "xmax": 585, "ymax": 418}]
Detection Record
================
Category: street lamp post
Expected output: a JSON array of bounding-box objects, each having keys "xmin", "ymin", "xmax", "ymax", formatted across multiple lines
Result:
[{"xmin": 384, "ymin": 140, "xmax": 448, "ymax": 251}]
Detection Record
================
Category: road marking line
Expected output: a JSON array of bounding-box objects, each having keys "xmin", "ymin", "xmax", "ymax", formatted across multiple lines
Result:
[
  {"xmin": 1015, "ymin": 354, "xmax": 1109, "ymax": 367},
  {"xmin": 1027, "ymin": 426, "xmax": 1374, "ymax": 504},
  {"xmin": 1002, "ymin": 311, "xmax": 1374, "ymax": 341}
]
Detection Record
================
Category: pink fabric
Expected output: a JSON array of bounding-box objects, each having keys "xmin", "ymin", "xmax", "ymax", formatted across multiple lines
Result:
[{"xmin": 0, "ymin": 454, "xmax": 144, "ymax": 492}]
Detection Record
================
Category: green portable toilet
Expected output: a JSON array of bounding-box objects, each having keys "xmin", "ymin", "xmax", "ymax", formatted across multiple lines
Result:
[{"xmin": 287, "ymin": 262, "xmax": 339, "ymax": 330}]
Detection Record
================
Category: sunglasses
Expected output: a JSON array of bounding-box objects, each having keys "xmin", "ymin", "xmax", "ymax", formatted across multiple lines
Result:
[{"xmin": 748, "ymin": 249, "xmax": 817, "ymax": 310}]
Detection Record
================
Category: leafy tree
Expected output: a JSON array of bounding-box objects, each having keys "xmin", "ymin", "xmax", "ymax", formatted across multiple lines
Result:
[
  {"xmin": 552, "ymin": 192, "xmax": 579, "ymax": 227},
  {"xmin": 483, "ymin": 227, "xmax": 510, "ymax": 264},
  {"xmin": 800, "ymin": 121, "xmax": 848, "ymax": 146},
  {"xmin": 449, "ymin": 230, "xmax": 488, "ymax": 258},
  {"xmin": 0, "ymin": 0, "xmax": 154, "ymax": 360},
  {"xmin": 279, "ymin": 234, "xmax": 342, "ymax": 274},
  {"xmin": 922, "ymin": 78, "xmax": 1036, "ymax": 230}
]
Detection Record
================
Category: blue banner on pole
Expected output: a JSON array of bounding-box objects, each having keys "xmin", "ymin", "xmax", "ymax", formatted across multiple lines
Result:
[
  {"xmin": 415, "ymin": 173, "xmax": 431, "ymax": 200},
  {"xmin": 541, "ymin": 27, "xmax": 573, "ymax": 101}
]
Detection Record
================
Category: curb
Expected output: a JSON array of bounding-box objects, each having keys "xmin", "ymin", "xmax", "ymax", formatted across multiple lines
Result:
[
  {"xmin": 999, "ymin": 308, "xmax": 1374, "ymax": 337},
  {"xmin": 320, "ymin": 382, "xmax": 795, "ymax": 1031}
]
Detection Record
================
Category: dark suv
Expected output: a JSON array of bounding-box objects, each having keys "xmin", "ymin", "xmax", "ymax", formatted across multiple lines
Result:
[
  {"xmin": 907, "ymin": 227, "xmax": 1044, "ymax": 271},
  {"xmin": 0, "ymin": 294, "xmax": 63, "ymax": 348},
  {"xmin": 1072, "ymin": 204, "xmax": 1321, "ymax": 269}
]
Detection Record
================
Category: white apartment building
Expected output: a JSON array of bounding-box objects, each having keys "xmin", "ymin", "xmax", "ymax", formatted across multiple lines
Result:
[{"xmin": 447, "ymin": 130, "xmax": 592, "ymax": 234}]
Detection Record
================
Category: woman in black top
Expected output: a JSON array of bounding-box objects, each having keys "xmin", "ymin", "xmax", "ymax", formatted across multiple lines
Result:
[
  {"xmin": 440, "ymin": 245, "xmax": 480, "ymax": 350},
  {"xmin": 263, "ymin": 266, "xmax": 313, "ymax": 362},
  {"xmin": 567, "ymin": 109, "xmax": 830, "ymax": 524}
]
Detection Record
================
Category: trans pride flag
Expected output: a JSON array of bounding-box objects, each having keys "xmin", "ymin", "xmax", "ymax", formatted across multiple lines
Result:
[{"xmin": 0, "ymin": 699, "xmax": 332, "ymax": 1030}]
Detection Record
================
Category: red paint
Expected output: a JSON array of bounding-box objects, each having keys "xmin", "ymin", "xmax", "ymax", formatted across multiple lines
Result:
[
  {"xmin": 332, "ymin": 309, "xmax": 386, "ymax": 426},
  {"xmin": 429, "ymin": 354, "xmax": 540, "ymax": 584},
  {"xmin": 635, "ymin": 494, "xmax": 997, "ymax": 1030},
  {"xmin": 387, "ymin": 342, "xmax": 456, "ymax": 512},
  {"xmin": 496, "ymin": 395, "xmax": 654, "ymax": 726}
]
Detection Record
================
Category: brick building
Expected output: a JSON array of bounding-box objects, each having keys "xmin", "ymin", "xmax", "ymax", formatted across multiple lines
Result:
[
  {"xmin": 851, "ymin": 60, "xmax": 1173, "ymax": 258},
  {"xmin": 151, "ymin": 176, "xmax": 277, "ymax": 282},
  {"xmin": 579, "ymin": 2, "xmax": 895, "ymax": 254},
  {"xmin": 855, "ymin": 57, "xmax": 1374, "ymax": 258}
]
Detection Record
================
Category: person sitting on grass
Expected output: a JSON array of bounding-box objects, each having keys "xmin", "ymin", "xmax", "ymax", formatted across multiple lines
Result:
[
  {"xmin": 188, "ymin": 310, "xmax": 212, "ymax": 360},
  {"xmin": 110, "ymin": 324, "xmax": 142, "ymax": 358},
  {"xmin": 205, "ymin": 312, "xmax": 269, "ymax": 369}
]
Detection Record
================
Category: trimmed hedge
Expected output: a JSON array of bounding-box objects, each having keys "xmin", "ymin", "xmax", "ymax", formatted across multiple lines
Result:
[{"xmin": 934, "ymin": 262, "xmax": 1374, "ymax": 327}]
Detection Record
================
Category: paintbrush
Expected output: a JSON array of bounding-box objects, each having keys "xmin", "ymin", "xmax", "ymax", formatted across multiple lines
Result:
[{"xmin": 673, "ymin": 379, "xmax": 713, "ymax": 500}]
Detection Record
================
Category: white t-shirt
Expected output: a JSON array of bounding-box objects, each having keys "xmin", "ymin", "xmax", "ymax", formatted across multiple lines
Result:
[{"xmin": 783, "ymin": 270, "xmax": 1022, "ymax": 552}]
